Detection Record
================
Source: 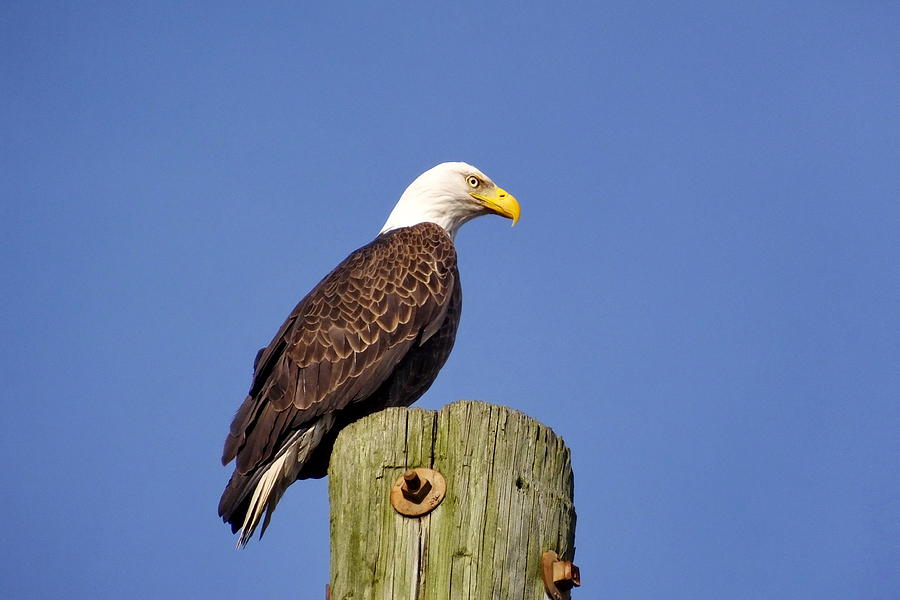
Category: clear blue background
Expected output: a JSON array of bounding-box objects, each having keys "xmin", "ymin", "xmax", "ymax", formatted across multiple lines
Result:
[{"xmin": 2, "ymin": 3, "xmax": 897, "ymax": 598}]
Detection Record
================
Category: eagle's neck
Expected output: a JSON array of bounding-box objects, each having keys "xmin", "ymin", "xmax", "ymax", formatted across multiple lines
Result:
[{"xmin": 379, "ymin": 191, "xmax": 477, "ymax": 240}]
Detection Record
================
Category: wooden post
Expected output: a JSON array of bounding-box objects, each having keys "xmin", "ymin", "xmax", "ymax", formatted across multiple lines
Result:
[{"xmin": 328, "ymin": 400, "xmax": 577, "ymax": 599}]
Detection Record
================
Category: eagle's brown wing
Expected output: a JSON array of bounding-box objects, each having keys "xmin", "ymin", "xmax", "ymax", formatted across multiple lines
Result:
[{"xmin": 218, "ymin": 222, "xmax": 460, "ymax": 545}]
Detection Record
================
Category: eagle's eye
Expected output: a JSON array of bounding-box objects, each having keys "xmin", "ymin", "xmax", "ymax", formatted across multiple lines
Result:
[{"xmin": 466, "ymin": 175, "xmax": 480, "ymax": 188}]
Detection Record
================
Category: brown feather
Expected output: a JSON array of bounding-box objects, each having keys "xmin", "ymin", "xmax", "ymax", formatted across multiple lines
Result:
[{"xmin": 218, "ymin": 223, "xmax": 461, "ymax": 544}]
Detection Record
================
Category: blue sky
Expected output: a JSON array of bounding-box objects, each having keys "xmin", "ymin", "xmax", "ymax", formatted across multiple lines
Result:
[{"xmin": 2, "ymin": 2, "xmax": 898, "ymax": 598}]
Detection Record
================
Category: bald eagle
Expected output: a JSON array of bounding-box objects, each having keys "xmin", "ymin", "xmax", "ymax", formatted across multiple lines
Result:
[{"xmin": 219, "ymin": 162, "xmax": 519, "ymax": 545}]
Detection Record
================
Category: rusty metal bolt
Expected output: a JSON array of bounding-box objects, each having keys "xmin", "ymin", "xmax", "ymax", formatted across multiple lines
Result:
[
  {"xmin": 390, "ymin": 467, "xmax": 446, "ymax": 517},
  {"xmin": 401, "ymin": 470, "xmax": 432, "ymax": 503},
  {"xmin": 552, "ymin": 559, "xmax": 580, "ymax": 590},
  {"xmin": 541, "ymin": 550, "xmax": 581, "ymax": 599}
]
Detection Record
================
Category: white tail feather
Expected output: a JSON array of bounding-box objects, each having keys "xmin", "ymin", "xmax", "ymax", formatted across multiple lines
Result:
[{"xmin": 236, "ymin": 414, "xmax": 335, "ymax": 547}]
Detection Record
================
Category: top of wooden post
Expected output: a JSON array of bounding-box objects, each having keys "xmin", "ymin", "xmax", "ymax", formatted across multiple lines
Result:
[{"xmin": 328, "ymin": 400, "xmax": 578, "ymax": 599}]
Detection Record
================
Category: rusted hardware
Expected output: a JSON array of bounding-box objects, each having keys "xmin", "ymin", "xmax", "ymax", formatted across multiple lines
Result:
[
  {"xmin": 401, "ymin": 470, "xmax": 432, "ymax": 502},
  {"xmin": 390, "ymin": 467, "xmax": 446, "ymax": 517},
  {"xmin": 541, "ymin": 550, "xmax": 581, "ymax": 600}
]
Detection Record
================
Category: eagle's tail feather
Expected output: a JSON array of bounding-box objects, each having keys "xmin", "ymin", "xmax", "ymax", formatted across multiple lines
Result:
[
  {"xmin": 236, "ymin": 449, "xmax": 292, "ymax": 546},
  {"xmin": 219, "ymin": 415, "xmax": 335, "ymax": 547}
]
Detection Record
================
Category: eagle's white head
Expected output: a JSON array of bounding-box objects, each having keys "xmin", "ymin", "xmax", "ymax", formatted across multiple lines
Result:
[{"xmin": 380, "ymin": 162, "xmax": 520, "ymax": 238}]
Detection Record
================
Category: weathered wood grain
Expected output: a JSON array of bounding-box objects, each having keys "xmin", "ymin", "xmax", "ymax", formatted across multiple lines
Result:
[{"xmin": 329, "ymin": 401, "xmax": 576, "ymax": 599}]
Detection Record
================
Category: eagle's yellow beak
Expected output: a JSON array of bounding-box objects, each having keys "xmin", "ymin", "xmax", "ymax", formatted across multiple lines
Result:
[{"xmin": 471, "ymin": 187, "xmax": 520, "ymax": 226}]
